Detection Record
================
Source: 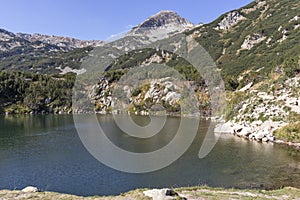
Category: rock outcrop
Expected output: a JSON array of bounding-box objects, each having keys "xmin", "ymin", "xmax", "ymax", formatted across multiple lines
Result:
[
  {"xmin": 241, "ymin": 33, "xmax": 266, "ymax": 50},
  {"xmin": 215, "ymin": 11, "xmax": 245, "ymax": 30},
  {"xmin": 90, "ymin": 77, "xmax": 189, "ymax": 115}
]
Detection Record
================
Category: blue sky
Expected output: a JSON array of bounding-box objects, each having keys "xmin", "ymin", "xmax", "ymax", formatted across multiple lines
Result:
[{"xmin": 0, "ymin": 0, "xmax": 253, "ymax": 40}]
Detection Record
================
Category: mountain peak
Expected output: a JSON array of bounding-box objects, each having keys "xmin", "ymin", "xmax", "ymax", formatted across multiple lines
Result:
[
  {"xmin": 127, "ymin": 10, "xmax": 194, "ymax": 40},
  {"xmin": 138, "ymin": 10, "xmax": 194, "ymax": 29},
  {"xmin": 151, "ymin": 10, "xmax": 178, "ymax": 17}
]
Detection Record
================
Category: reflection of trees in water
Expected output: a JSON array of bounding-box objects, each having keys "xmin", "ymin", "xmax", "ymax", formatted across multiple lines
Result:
[
  {"xmin": 1, "ymin": 115, "xmax": 73, "ymax": 136},
  {"xmin": 0, "ymin": 105, "xmax": 3, "ymax": 114}
]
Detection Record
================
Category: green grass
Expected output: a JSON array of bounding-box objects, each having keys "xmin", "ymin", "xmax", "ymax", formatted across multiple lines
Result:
[
  {"xmin": 274, "ymin": 121, "xmax": 300, "ymax": 143},
  {"xmin": 175, "ymin": 186, "xmax": 300, "ymax": 200}
]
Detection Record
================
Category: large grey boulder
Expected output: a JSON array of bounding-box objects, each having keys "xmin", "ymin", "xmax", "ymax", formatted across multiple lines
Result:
[
  {"xmin": 143, "ymin": 188, "xmax": 185, "ymax": 200},
  {"xmin": 21, "ymin": 186, "xmax": 39, "ymax": 193}
]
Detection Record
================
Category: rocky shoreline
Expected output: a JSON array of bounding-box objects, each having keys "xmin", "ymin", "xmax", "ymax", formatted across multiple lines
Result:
[
  {"xmin": 1, "ymin": 186, "xmax": 300, "ymax": 200},
  {"xmin": 214, "ymin": 75, "xmax": 300, "ymax": 150},
  {"xmin": 214, "ymin": 121, "xmax": 300, "ymax": 149}
]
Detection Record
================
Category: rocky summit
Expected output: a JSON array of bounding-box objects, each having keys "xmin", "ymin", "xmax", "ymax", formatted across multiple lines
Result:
[
  {"xmin": 127, "ymin": 10, "xmax": 194, "ymax": 37},
  {"xmin": 135, "ymin": 10, "xmax": 194, "ymax": 29}
]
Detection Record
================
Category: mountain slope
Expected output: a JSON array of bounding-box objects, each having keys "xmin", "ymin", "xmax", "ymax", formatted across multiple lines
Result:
[
  {"xmin": 0, "ymin": 10, "xmax": 198, "ymax": 114},
  {"xmin": 0, "ymin": 10, "xmax": 193, "ymax": 74},
  {"xmin": 111, "ymin": 0, "xmax": 300, "ymax": 90},
  {"xmin": 103, "ymin": 10, "xmax": 194, "ymax": 51},
  {"xmin": 187, "ymin": 0, "xmax": 300, "ymax": 85},
  {"xmin": 88, "ymin": 0, "xmax": 300, "ymax": 137},
  {"xmin": 0, "ymin": 0, "xmax": 299, "ymax": 123},
  {"xmin": 0, "ymin": 28, "xmax": 98, "ymax": 74}
]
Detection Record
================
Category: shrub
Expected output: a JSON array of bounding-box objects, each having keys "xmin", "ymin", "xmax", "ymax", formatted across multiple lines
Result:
[{"xmin": 274, "ymin": 122, "xmax": 300, "ymax": 143}]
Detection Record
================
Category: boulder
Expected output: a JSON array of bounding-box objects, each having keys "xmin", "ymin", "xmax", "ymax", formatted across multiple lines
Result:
[
  {"xmin": 271, "ymin": 136, "xmax": 276, "ymax": 142},
  {"xmin": 248, "ymin": 133, "xmax": 255, "ymax": 139},
  {"xmin": 255, "ymin": 131, "xmax": 266, "ymax": 141},
  {"xmin": 21, "ymin": 186, "xmax": 39, "ymax": 193},
  {"xmin": 214, "ymin": 122, "xmax": 234, "ymax": 133},
  {"xmin": 267, "ymin": 135, "xmax": 275, "ymax": 142},
  {"xmin": 233, "ymin": 124, "xmax": 244, "ymax": 134},
  {"xmin": 237, "ymin": 127, "xmax": 252, "ymax": 138},
  {"xmin": 143, "ymin": 188, "xmax": 185, "ymax": 200}
]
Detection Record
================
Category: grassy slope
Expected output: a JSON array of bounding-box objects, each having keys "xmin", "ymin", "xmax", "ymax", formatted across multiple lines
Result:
[{"xmin": 192, "ymin": 0, "xmax": 300, "ymax": 74}]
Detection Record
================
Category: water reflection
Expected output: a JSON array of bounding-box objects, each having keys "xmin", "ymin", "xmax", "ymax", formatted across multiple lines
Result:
[
  {"xmin": 0, "ymin": 115, "xmax": 73, "ymax": 137},
  {"xmin": 0, "ymin": 114, "xmax": 299, "ymax": 196}
]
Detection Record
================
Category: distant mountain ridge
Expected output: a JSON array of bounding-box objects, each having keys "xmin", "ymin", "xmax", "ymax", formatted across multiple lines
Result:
[
  {"xmin": 0, "ymin": 28, "xmax": 104, "ymax": 51},
  {"xmin": 1, "ymin": 0, "xmax": 299, "ymax": 77},
  {"xmin": 0, "ymin": 10, "xmax": 194, "ymax": 73},
  {"xmin": 0, "ymin": 10, "xmax": 193, "ymax": 53},
  {"xmin": 0, "ymin": 28, "xmax": 95, "ymax": 74},
  {"xmin": 16, "ymin": 33, "xmax": 104, "ymax": 50}
]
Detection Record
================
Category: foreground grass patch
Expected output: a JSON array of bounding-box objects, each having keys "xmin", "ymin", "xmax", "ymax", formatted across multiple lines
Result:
[{"xmin": 177, "ymin": 186, "xmax": 300, "ymax": 200}]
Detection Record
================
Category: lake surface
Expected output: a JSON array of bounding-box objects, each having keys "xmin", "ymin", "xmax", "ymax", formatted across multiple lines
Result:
[{"xmin": 0, "ymin": 114, "xmax": 299, "ymax": 196}]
